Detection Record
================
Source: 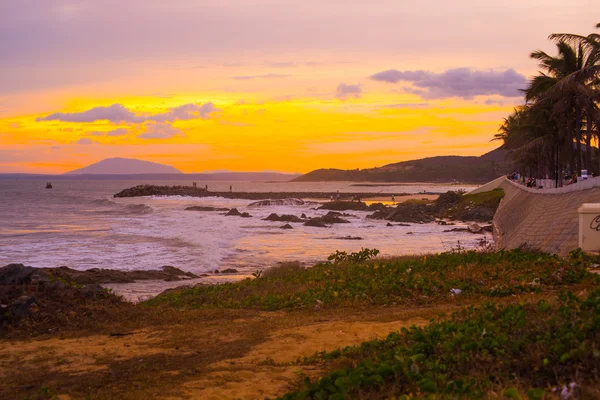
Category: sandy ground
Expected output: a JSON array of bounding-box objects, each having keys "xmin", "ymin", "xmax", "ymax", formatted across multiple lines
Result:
[{"xmin": 0, "ymin": 305, "xmax": 444, "ymax": 400}]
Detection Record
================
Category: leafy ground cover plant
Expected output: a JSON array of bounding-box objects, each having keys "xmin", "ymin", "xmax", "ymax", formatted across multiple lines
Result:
[
  {"xmin": 145, "ymin": 248, "xmax": 597, "ymax": 311},
  {"xmin": 279, "ymin": 289, "xmax": 600, "ymax": 399}
]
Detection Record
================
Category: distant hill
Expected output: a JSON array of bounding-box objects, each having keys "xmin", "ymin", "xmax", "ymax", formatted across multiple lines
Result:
[
  {"xmin": 0, "ymin": 171, "xmax": 299, "ymax": 181},
  {"xmin": 293, "ymin": 148, "xmax": 512, "ymax": 184},
  {"xmin": 65, "ymin": 158, "xmax": 182, "ymax": 175}
]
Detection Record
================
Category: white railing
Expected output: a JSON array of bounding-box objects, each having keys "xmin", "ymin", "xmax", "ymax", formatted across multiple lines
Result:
[{"xmin": 505, "ymin": 176, "xmax": 600, "ymax": 194}]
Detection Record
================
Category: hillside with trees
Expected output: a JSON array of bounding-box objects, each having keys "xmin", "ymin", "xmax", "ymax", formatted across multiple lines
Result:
[{"xmin": 294, "ymin": 148, "xmax": 512, "ymax": 183}]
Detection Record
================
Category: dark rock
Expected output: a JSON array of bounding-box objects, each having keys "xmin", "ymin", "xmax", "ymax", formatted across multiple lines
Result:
[
  {"xmin": 386, "ymin": 223, "xmax": 394, "ymax": 227},
  {"xmin": 185, "ymin": 206, "xmax": 229, "ymax": 212},
  {"xmin": 406, "ymin": 232, "xmax": 414, "ymax": 235},
  {"xmin": 214, "ymin": 270, "xmax": 220, "ymax": 273},
  {"xmin": 0, "ymin": 264, "xmax": 36, "ymax": 285},
  {"xmin": 240, "ymin": 212, "xmax": 252, "ymax": 218},
  {"xmin": 304, "ymin": 219, "xmax": 329, "ymax": 228},
  {"xmin": 280, "ymin": 224, "xmax": 294, "ymax": 229},
  {"xmin": 220, "ymin": 268, "xmax": 239, "ymax": 274},
  {"xmin": 263, "ymin": 213, "xmax": 304, "ymax": 223},
  {"xmin": 301, "ymin": 213, "xmax": 307, "ymax": 219},
  {"xmin": 80, "ymin": 284, "xmax": 104, "ymax": 298},
  {"xmin": 225, "ymin": 208, "xmax": 242, "ymax": 216},
  {"xmin": 248, "ymin": 198, "xmax": 305, "ymax": 206},
  {"xmin": 467, "ymin": 223, "xmax": 483, "ymax": 233},
  {"xmin": 387, "ymin": 202, "xmax": 434, "ymax": 223},
  {"xmin": 443, "ymin": 227, "xmax": 469, "ymax": 233},
  {"xmin": 10, "ymin": 296, "xmax": 35, "ymax": 318},
  {"xmin": 336, "ymin": 236, "xmax": 363, "ymax": 240},
  {"xmin": 318, "ymin": 201, "xmax": 370, "ymax": 211},
  {"xmin": 368, "ymin": 203, "xmax": 389, "ymax": 211},
  {"xmin": 305, "ymin": 213, "xmax": 350, "ymax": 227}
]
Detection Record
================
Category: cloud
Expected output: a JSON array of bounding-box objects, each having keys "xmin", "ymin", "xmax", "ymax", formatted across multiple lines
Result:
[
  {"xmin": 370, "ymin": 68, "xmax": 527, "ymax": 99},
  {"xmin": 146, "ymin": 102, "xmax": 219, "ymax": 122},
  {"xmin": 37, "ymin": 104, "xmax": 138, "ymax": 123},
  {"xmin": 87, "ymin": 128, "xmax": 129, "ymax": 137},
  {"xmin": 72, "ymin": 138, "xmax": 96, "ymax": 145},
  {"xmin": 336, "ymin": 83, "xmax": 362, "ymax": 100},
  {"xmin": 137, "ymin": 122, "xmax": 183, "ymax": 139},
  {"xmin": 37, "ymin": 102, "xmax": 219, "ymax": 123},
  {"xmin": 371, "ymin": 70, "xmax": 429, "ymax": 83},
  {"xmin": 232, "ymin": 73, "xmax": 291, "ymax": 80}
]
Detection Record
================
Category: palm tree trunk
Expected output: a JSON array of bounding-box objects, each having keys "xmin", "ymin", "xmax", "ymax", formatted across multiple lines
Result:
[
  {"xmin": 586, "ymin": 105, "xmax": 593, "ymax": 173},
  {"xmin": 575, "ymin": 104, "xmax": 582, "ymax": 175},
  {"xmin": 567, "ymin": 117, "xmax": 574, "ymax": 174}
]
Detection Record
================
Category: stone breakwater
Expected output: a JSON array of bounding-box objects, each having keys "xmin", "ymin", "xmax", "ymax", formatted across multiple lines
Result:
[
  {"xmin": 113, "ymin": 184, "xmax": 410, "ymax": 200},
  {"xmin": 493, "ymin": 178, "xmax": 600, "ymax": 255}
]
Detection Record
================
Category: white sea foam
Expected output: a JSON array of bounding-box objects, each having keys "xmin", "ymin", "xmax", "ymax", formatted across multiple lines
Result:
[{"xmin": 0, "ymin": 180, "xmax": 487, "ymax": 274}]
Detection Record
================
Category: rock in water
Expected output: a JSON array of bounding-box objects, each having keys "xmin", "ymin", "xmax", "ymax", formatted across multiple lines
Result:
[
  {"xmin": 304, "ymin": 219, "xmax": 328, "ymax": 228},
  {"xmin": 248, "ymin": 198, "xmax": 305, "ymax": 207},
  {"xmin": 263, "ymin": 213, "xmax": 304, "ymax": 223},
  {"xmin": 225, "ymin": 208, "xmax": 242, "ymax": 216},
  {"xmin": 185, "ymin": 206, "xmax": 229, "ymax": 212},
  {"xmin": 467, "ymin": 223, "xmax": 483, "ymax": 233},
  {"xmin": 280, "ymin": 224, "xmax": 294, "ymax": 229}
]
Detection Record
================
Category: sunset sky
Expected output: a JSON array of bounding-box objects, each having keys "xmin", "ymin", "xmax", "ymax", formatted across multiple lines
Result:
[{"xmin": 1, "ymin": 0, "xmax": 598, "ymax": 174}]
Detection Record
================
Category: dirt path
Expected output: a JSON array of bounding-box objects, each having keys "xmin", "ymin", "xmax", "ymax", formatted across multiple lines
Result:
[{"xmin": 0, "ymin": 306, "xmax": 445, "ymax": 400}]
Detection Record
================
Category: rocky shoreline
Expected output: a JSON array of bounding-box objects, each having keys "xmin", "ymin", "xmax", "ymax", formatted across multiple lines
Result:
[{"xmin": 113, "ymin": 184, "xmax": 415, "ymax": 200}]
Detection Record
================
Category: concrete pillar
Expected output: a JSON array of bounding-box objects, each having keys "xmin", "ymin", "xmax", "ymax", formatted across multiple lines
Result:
[{"xmin": 578, "ymin": 203, "xmax": 600, "ymax": 251}]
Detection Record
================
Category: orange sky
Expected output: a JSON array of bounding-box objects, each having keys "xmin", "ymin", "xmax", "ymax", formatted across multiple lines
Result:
[{"xmin": 1, "ymin": 1, "xmax": 597, "ymax": 174}]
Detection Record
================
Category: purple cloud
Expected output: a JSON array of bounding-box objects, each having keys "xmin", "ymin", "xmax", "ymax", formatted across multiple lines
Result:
[
  {"xmin": 370, "ymin": 68, "xmax": 527, "ymax": 99},
  {"xmin": 336, "ymin": 83, "xmax": 362, "ymax": 100},
  {"xmin": 72, "ymin": 138, "xmax": 96, "ymax": 145},
  {"xmin": 371, "ymin": 70, "xmax": 429, "ymax": 83},
  {"xmin": 37, "ymin": 102, "xmax": 219, "ymax": 124},
  {"xmin": 37, "ymin": 104, "xmax": 137, "ymax": 123},
  {"xmin": 137, "ymin": 122, "xmax": 182, "ymax": 139},
  {"xmin": 146, "ymin": 102, "xmax": 219, "ymax": 122}
]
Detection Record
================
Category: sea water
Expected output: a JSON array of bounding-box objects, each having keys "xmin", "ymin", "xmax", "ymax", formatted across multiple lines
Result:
[{"xmin": 0, "ymin": 180, "xmax": 487, "ymax": 275}]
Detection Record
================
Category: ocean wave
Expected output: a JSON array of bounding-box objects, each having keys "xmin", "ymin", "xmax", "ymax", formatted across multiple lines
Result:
[
  {"xmin": 90, "ymin": 198, "xmax": 118, "ymax": 207},
  {"xmin": 124, "ymin": 204, "xmax": 153, "ymax": 214}
]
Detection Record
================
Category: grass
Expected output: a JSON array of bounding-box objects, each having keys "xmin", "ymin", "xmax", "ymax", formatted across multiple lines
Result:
[
  {"xmin": 279, "ymin": 289, "xmax": 600, "ymax": 399},
  {"xmin": 145, "ymin": 248, "xmax": 596, "ymax": 311}
]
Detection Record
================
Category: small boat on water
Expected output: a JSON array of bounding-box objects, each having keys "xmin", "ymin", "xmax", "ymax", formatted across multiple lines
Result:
[{"xmin": 46, "ymin": 182, "xmax": 53, "ymax": 189}]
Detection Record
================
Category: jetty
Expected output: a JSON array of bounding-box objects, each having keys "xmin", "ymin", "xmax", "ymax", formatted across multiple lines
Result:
[{"xmin": 113, "ymin": 184, "xmax": 419, "ymax": 201}]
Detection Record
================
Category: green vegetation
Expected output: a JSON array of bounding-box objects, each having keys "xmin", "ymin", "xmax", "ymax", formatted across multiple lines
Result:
[
  {"xmin": 293, "ymin": 149, "xmax": 512, "ymax": 184},
  {"xmin": 280, "ymin": 289, "xmax": 600, "ymax": 399},
  {"xmin": 436, "ymin": 188, "xmax": 505, "ymax": 221},
  {"xmin": 146, "ymin": 248, "xmax": 595, "ymax": 311},
  {"xmin": 495, "ymin": 23, "xmax": 600, "ymax": 181}
]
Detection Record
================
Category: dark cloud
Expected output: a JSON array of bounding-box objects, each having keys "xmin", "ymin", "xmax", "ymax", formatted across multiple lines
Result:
[
  {"xmin": 336, "ymin": 83, "xmax": 362, "ymax": 100},
  {"xmin": 37, "ymin": 103, "xmax": 218, "ymax": 123},
  {"xmin": 370, "ymin": 68, "xmax": 527, "ymax": 99},
  {"xmin": 137, "ymin": 122, "xmax": 182, "ymax": 139},
  {"xmin": 232, "ymin": 74, "xmax": 291, "ymax": 80}
]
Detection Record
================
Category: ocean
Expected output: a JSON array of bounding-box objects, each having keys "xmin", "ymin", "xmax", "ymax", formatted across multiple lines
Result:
[{"xmin": 0, "ymin": 180, "xmax": 487, "ymax": 276}]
